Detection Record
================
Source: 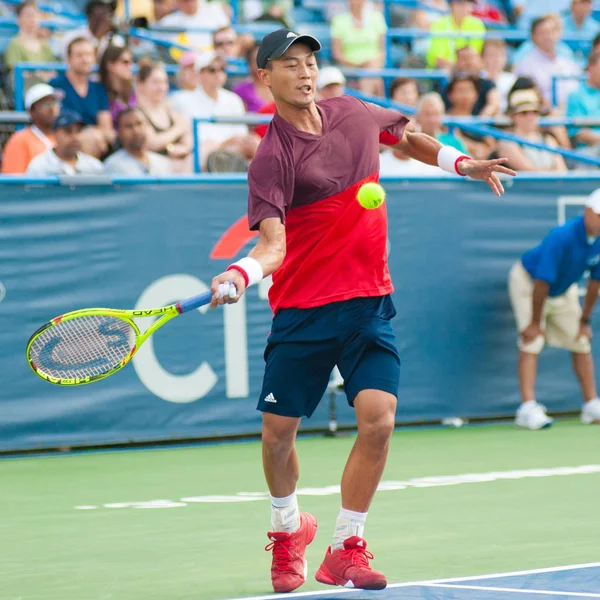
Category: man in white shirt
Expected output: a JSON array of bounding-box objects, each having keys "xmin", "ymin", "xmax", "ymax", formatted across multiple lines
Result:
[
  {"xmin": 514, "ymin": 14, "xmax": 581, "ymax": 107},
  {"xmin": 170, "ymin": 52, "xmax": 259, "ymax": 168},
  {"xmin": 104, "ymin": 108, "xmax": 171, "ymax": 175},
  {"xmin": 27, "ymin": 110, "xmax": 105, "ymax": 175},
  {"xmin": 157, "ymin": 0, "xmax": 229, "ymax": 52}
]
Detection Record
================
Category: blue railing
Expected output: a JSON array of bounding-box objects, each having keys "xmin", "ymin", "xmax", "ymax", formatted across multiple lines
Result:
[{"xmin": 2, "ymin": 173, "xmax": 600, "ymax": 186}]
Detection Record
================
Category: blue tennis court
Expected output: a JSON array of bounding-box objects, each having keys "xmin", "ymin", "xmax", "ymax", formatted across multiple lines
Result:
[{"xmin": 229, "ymin": 564, "xmax": 600, "ymax": 600}]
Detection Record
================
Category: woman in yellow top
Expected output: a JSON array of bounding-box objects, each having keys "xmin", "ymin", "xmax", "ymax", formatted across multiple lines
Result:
[
  {"xmin": 331, "ymin": 0, "xmax": 387, "ymax": 97},
  {"xmin": 4, "ymin": 1, "xmax": 55, "ymax": 92},
  {"xmin": 426, "ymin": 0, "xmax": 486, "ymax": 69}
]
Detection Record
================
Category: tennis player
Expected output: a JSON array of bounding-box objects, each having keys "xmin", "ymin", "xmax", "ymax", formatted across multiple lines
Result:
[{"xmin": 210, "ymin": 29, "xmax": 516, "ymax": 593}]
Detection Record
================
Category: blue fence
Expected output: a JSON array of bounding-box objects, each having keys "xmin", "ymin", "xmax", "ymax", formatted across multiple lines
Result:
[{"xmin": 1, "ymin": 175, "xmax": 600, "ymax": 451}]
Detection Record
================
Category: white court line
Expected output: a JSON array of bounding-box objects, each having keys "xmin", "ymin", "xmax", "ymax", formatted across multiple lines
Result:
[
  {"xmin": 424, "ymin": 583, "xmax": 600, "ymax": 598},
  {"xmin": 222, "ymin": 562, "xmax": 600, "ymax": 600}
]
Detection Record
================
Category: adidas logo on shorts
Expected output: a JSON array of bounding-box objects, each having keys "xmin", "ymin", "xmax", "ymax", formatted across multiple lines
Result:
[{"xmin": 264, "ymin": 393, "xmax": 277, "ymax": 403}]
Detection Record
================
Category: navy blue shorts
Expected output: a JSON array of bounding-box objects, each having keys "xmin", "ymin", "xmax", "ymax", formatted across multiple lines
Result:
[{"xmin": 257, "ymin": 295, "xmax": 400, "ymax": 418}]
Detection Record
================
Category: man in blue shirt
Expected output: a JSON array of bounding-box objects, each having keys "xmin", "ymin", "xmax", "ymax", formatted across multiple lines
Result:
[
  {"xmin": 562, "ymin": 0, "xmax": 600, "ymax": 65},
  {"xmin": 50, "ymin": 37, "xmax": 115, "ymax": 159},
  {"xmin": 509, "ymin": 191, "xmax": 600, "ymax": 429},
  {"xmin": 566, "ymin": 50, "xmax": 600, "ymax": 151}
]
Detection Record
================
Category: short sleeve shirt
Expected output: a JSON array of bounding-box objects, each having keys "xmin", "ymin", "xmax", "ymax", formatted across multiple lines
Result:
[
  {"xmin": 330, "ymin": 11, "xmax": 387, "ymax": 65},
  {"xmin": 49, "ymin": 74, "xmax": 109, "ymax": 126},
  {"xmin": 521, "ymin": 216, "xmax": 600, "ymax": 297},
  {"xmin": 247, "ymin": 95, "xmax": 408, "ymax": 313}
]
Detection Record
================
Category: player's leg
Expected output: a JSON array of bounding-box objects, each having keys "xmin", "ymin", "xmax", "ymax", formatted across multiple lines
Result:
[
  {"xmin": 546, "ymin": 285, "xmax": 600, "ymax": 424},
  {"xmin": 258, "ymin": 309, "xmax": 338, "ymax": 593},
  {"xmin": 316, "ymin": 296, "xmax": 399, "ymax": 590},
  {"xmin": 508, "ymin": 261, "xmax": 552, "ymax": 430},
  {"xmin": 339, "ymin": 388, "xmax": 396, "ymax": 514}
]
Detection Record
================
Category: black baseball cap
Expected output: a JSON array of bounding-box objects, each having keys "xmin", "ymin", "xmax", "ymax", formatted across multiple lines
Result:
[
  {"xmin": 256, "ymin": 29, "xmax": 322, "ymax": 69},
  {"xmin": 53, "ymin": 110, "xmax": 85, "ymax": 130}
]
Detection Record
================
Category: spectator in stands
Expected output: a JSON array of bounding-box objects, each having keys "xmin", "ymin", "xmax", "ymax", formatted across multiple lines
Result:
[
  {"xmin": 135, "ymin": 60, "xmax": 192, "ymax": 172},
  {"xmin": 498, "ymin": 88, "xmax": 567, "ymax": 172},
  {"xmin": 481, "ymin": 39, "xmax": 517, "ymax": 113},
  {"xmin": 412, "ymin": 0, "xmax": 448, "ymax": 31},
  {"xmin": 390, "ymin": 77, "xmax": 419, "ymax": 108},
  {"xmin": 158, "ymin": 0, "xmax": 230, "ymax": 53},
  {"xmin": 446, "ymin": 74, "xmax": 496, "ymax": 158},
  {"xmin": 26, "ymin": 110, "xmax": 105, "ymax": 175},
  {"xmin": 415, "ymin": 92, "xmax": 469, "ymax": 153},
  {"xmin": 1, "ymin": 83, "xmax": 61, "ymax": 174},
  {"xmin": 512, "ymin": 13, "xmax": 576, "ymax": 66},
  {"xmin": 449, "ymin": 45, "xmax": 500, "ymax": 115},
  {"xmin": 513, "ymin": 0, "xmax": 570, "ymax": 29},
  {"xmin": 514, "ymin": 15, "xmax": 581, "ymax": 107},
  {"xmin": 566, "ymin": 50, "xmax": 600, "ymax": 154},
  {"xmin": 62, "ymin": 0, "xmax": 122, "ymax": 61},
  {"xmin": 173, "ymin": 51, "xmax": 199, "ymax": 92},
  {"xmin": 3, "ymin": 1, "xmax": 55, "ymax": 89},
  {"xmin": 152, "ymin": 0, "xmax": 176, "ymax": 21},
  {"xmin": 331, "ymin": 0, "xmax": 387, "ymax": 96},
  {"xmin": 232, "ymin": 43, "xmax": 273, "ymax": 112},
  {"xmin": 50, "ymin": 37, "xmax": 116, "ymax": 158},
  {"xmin": 426, "ymin": 0, "xmax": 486, "ymax": 70},
  {"xmin": 104, "ymin": 107, "xmax": 171, "ymax": 174},
  {"xmin": 316, "ymin": 66, "xmax": 346, "ymax": 101},
  {"xmin": 509, "ymin": 76, "xmax": 572, "ymax": 149},
  {"xmin": 239, "ymin": 1, "xmax": 292, "ymax": 24},
  {"xmin": 170, "ymin": 52, "xmax": 259, "ymax": 169},
  {"xmin": 213, "ymin": 26, "xmax": 253, "ymax": 60},
  {"xmin": 99, "ymin": 44, "xmax": 136, "ymax": 126},
  {"xmin": 562, "ymin": 0, "xmax": 600, "ymax": 65}
]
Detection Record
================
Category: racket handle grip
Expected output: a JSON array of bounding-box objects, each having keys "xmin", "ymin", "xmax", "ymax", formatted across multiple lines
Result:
[
  {"xmin": 176, "ymin": 283, "xmax": 237, "ymax": 314},
  {"xmin": 177, "ymin": 291, "xmax": 213, "ymax": 314}
]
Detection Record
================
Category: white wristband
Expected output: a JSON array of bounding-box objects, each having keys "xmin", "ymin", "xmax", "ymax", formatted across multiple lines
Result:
[
  {"xmin": 228, "ymin": 256, "xmax": 264, "ymax": 287},
  {"xmin": 437, "ymin": 145, "xmax": 471, "ymax": 176}
]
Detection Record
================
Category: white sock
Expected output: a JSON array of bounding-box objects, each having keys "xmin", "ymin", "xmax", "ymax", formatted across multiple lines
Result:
[
  {"xmin": 333, "ymin": 507, "xmax": 367, "ymax": 551},
  {"xmin": 270, "ymin": 491, "xmax": 300, "ymax": 533}
]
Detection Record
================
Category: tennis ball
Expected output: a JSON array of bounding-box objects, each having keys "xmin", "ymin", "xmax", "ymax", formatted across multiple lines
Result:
[{"xmin": 357, "ymin": 182, "xmax": 386, "ymax": 209}]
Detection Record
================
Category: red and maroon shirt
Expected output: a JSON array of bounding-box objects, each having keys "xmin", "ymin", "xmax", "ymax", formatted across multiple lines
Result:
[{"xmin": 248, "ymin": 95, "xmax": 408, "ymax": 313}]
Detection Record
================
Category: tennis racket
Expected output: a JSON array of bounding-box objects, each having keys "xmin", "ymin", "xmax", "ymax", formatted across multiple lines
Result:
[{"xmin": 26, "ymin": 283, "xmax": 236, "ymax": 386}]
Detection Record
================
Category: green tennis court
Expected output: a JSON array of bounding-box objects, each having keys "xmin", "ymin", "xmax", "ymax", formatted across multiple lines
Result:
[{"xmin": 1, "ymin": 420, "xmax": 599, "ymax": 600}]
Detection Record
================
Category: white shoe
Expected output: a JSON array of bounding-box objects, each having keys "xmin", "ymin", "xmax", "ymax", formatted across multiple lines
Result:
[
  {"xmin": 581, "ymin": 398, "xmax": 600, "ymax": 424},
  {"xmin": 515, "ymin": 401, "xmax": 553, "ymax": 430}
]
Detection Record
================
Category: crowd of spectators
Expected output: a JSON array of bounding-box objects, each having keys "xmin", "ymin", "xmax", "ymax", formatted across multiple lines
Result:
[{"xmin": 1, "ymin": 0, "xmax": 600, "ymax": 176}]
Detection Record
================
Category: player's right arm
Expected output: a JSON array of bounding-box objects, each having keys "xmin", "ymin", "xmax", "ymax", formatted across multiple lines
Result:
[{"xmin": 210, "ymin": 217, "xmax": 286, "ymax": 308}]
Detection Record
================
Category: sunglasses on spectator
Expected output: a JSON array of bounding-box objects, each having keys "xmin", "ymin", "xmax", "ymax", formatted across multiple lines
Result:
[{"xmin": 215, "ymin": 39, "xmax": 235, "ymax": 47}]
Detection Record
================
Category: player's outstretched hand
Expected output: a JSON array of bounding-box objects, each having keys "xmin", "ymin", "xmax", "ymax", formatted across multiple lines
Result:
[
  {"xmin": 210, "ymin": 270, "xmax": 247, "ymax": 309},
  {"xmin": 457, "ymin": 158, "xmax": 517, "ymax": 197}
]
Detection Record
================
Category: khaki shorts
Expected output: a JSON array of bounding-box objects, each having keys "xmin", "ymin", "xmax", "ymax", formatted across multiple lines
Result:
[{"xmin": 508, "ymin": 261, "xmax": 591, "ymax": 355}]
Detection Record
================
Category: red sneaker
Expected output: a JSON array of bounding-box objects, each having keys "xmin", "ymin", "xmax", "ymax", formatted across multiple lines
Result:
[
  {"xmin": 315, "ymin": 536, "xmax": 387, "ymax": 590},
  {"xmin": 265, "ymin": 512, "xmax": 318, "ymax": 593}
]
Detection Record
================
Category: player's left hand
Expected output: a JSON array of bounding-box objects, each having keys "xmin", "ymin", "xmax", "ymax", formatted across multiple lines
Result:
[{"xmin": 457, "ymin": 158, "xmax": 517, "ymax": 197}]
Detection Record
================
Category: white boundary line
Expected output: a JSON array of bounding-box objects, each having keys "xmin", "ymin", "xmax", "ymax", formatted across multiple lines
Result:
[
  {"xmin": 424, "ymin": 584, "xmax": 600, "ymax": 598},
  {"xmin": 222, "ymin": 562, "xmax": 600, "ymax": 600}
]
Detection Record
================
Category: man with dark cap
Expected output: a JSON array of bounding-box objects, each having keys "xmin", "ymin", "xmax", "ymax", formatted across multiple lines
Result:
[
  {"xmin": 209, "ymin": 28, "xmax": 515, "ymax": 593},
  {"xmin": 27, "ymin": 110, "xmax": 105, "ymax": 175}
]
